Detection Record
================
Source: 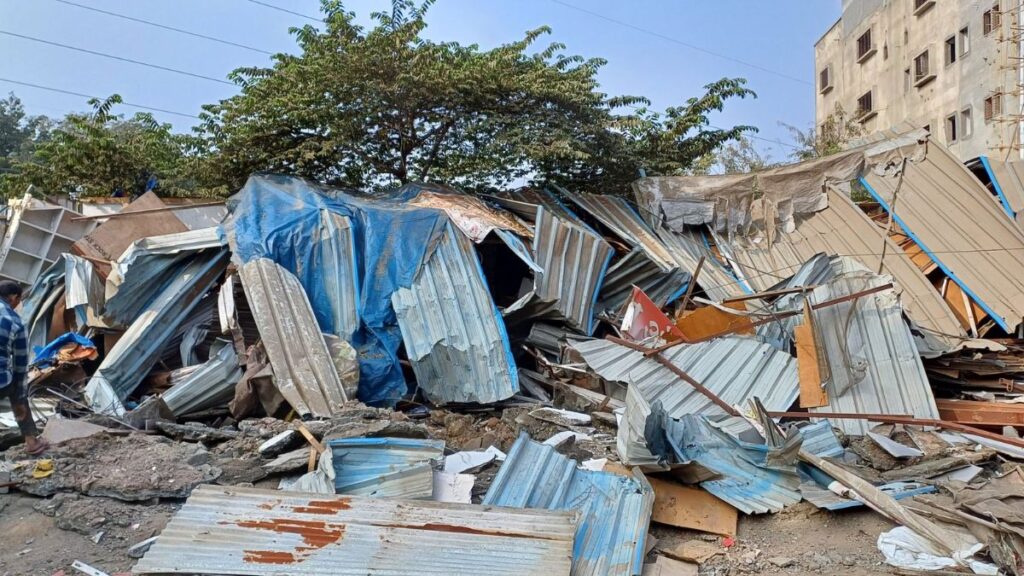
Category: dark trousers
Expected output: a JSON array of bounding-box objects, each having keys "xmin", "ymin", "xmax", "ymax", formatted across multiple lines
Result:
[{"xmin": 1, "ymin": 381, "xmax": 38, "ymax": 437}]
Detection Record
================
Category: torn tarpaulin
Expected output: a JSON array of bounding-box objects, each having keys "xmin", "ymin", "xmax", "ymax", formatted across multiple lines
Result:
[{"xmin": 228, "ymin": 174, "xmax": 522, "ymax": 406}]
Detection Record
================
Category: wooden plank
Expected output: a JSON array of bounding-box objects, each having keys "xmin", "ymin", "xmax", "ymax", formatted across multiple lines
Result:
[
  {"xmin": 936, "ymin": 398, "xmax": 1024, "ymax": 427},
  {"xmin": 676, "ymin": 301, "xmax": 753, "ymax": 341},
  {"xmin": 647, "ymin": 476, "xmax": 737, "ymax": 537},
  {"xmin": 795, "ymin": 321, "xmax": 828, "ymax": 409}
]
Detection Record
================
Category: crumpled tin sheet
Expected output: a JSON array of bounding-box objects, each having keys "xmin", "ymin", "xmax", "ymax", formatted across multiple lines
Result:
[
  {"xmin": 484, "ymin": 432, "xmax": 653, "ymax": 576},
  {"xmin": 240, "ymin": 257, "xmax": 347, "ymax": 418}
]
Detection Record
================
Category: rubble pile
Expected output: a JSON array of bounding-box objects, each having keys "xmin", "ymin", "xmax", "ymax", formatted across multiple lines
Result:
[{"xmin": 4, "ymin": 131, "xmax": 1024, "ymax": 575}]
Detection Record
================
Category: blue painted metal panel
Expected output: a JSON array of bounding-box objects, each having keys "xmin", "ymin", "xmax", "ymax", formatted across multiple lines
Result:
[
  {"xmin": 661, "ymin": 415, "xmax": 802, "ymax": 515},
  {"xmin": 484, "ymin": 432, "xmax": 653, "ymax": 576},
  {"xmin": 329, "ymin": 437, "xmax": 444, "ymax": 499}
]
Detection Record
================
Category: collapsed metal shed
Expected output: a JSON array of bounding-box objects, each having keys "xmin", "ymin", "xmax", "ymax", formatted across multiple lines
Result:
[
  {"xmin": 329, "ymin": 437, "xmax": 444, "ymax": 499},
  {"xmin": 133, "ymin": 485, "xmax": 577, "ymax": 575}
]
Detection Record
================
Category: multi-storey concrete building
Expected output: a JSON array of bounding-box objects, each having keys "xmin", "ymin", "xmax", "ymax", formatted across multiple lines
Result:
[{"xmin": 815, "ymin": 0, "xmax": 1024, "ymax": 160}]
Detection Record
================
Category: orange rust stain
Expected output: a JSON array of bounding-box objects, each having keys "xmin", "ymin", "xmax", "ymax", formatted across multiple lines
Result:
[
  {"xmin": 242, "ymin": 550, "xmax": 296, "ymax": 565},
  {"xmin": 290, "ymin": 498, "xmax": 352, "ymax": 515},
  {"xmin": 231, "ymin": 518, "xmax": 347, "ymax": 561}
]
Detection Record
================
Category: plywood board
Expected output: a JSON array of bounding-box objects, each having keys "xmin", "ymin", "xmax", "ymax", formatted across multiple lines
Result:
[
  {"xmin": 676, "ymin": 301, "xmax": 752, "ymax": 341},
  {"xmin": 647, "ymin": 476, "xmax": 737, "ymax": 536},
  {"xmin": 72, "ymin": 192, "xmax": 188, "ymax": 274},
  {"xmin": 795, "ymin": 322, "xmax": 828, "ymax": 408},
  {"xmin": 642, "ymin": 556, "xmax": 699, "ymax": 576}
]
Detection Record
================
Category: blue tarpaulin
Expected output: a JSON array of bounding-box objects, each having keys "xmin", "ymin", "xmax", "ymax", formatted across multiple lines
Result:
[
  {"xmin": 230, "ymin": 174, "xmax": 476, "ymax": 406},
  {"xmin": 32, "ymin": 332, "xmax": 96, "ymax": 368}
]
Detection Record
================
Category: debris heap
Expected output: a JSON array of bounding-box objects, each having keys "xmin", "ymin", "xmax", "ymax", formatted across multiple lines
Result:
[{"xmin": 4, "ymin": 131, "xmax": 1024, "ymax": 575}]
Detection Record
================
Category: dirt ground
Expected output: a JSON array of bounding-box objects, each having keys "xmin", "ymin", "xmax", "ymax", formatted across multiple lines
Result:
[{"xmin": 0, "ymin": 488, "xmax": 900, "ymax": 576}]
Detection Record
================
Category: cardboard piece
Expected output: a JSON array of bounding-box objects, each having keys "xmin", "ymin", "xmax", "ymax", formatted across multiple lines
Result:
[
  {"xmin": 642, "ymin": 556, "xmax": 699, "ymax": 576},
  {"xmin": 647, "ymin": 476, "xmax": 738, "ymax": 536},
  {"xmin": 72, "ymin": 192, "xmax": 189, "ymax": 276}
]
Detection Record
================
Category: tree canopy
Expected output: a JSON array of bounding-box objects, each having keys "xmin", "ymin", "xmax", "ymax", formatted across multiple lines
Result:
[
  {"xmin": 197, "ymin": 0, "xmax": 757, "ymax": 194},
  {"xmin": 2, "ymin": 0, "xmax": 759, "ymax": 198}
]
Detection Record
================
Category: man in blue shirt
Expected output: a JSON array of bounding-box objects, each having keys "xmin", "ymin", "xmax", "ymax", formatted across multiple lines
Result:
[{"xmin": 0, "ymin": 281, "xmax": 47, "ymax": 455}]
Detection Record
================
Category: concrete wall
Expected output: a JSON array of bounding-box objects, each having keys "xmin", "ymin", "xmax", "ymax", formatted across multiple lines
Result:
[{"xmin": 815, "ymin": 0, "xmax": 1021, "ymax": 161}]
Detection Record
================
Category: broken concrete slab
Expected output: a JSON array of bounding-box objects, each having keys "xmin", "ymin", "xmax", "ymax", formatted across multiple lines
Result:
[{"xmin": 40, "ymin": 418, "xmax": 111, "ymax": 445}]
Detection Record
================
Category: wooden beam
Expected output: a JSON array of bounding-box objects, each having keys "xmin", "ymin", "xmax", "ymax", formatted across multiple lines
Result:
[{"xmin": 70, "ymin": 200, "xmax": 225, "ymax": 221}]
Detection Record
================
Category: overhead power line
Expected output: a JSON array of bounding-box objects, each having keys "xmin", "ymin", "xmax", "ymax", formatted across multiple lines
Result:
[
  {"xmin": 52, "ymin": 0, "xmax": 274, "ymax": 55},
  {"xmin": 242, "ymin": 0, "xmax": 321, "ymax": 22},
  {"xmin": 0, "ymin": 30, "xmax": 236, "ymax": 86},
  {"xmin": 0, "ymin": 77, "xmax": 202, "ymax": 119},
  {"xmin": 547, "ymin": 0, "xmax": 814, "ymax": 87}
]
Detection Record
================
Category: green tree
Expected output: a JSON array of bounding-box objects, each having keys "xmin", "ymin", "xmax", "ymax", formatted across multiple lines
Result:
[
  {"xmin": 784, "ymin": 103, "xmax": 863, "ymax": 162},
  {"xmin": 198, "ymin": 0, "xmax": 756, "ymax": 195},
  {"xmin": 0, "ymin": 93, "xmax": 51, "ymax": 176},
  {"xmin": 1, "ymin": 95, "xmax": 207, "ymax": 198}
]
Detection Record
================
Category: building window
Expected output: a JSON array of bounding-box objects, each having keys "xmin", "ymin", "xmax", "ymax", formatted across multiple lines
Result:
[
  {"xmin": 984, "ymin": 2, "xmax": 1001, "ymax": 36},
  {"xmin": 857, "ymin": 29, "xmax": 876, "ymax": 62},
  {"xmin": 945, "ymin": 36, "xmax": 957, "ymax": 65},
  {"xmin": 959, "ymin": 27, "xmax": 970, "ymax": 56},
  {"xmin": 961, "ymin": 107, "xmax": 974, "ymax": 139},
  {"xmin": 819, "ymin": 66, "xmax": 833, "ymax": 94},
  {"xmin": 914, "ymin": 0, "xmax": 935, "ymax": 16},
  {"xmin": 857, "ymin": 90, "xmax": 876, "ymax": 121},
  {"xmin": 914, "ymin": 49, "xmax": 935, "ymax": 86},
  {"xmin": 946, "ymin": 114, "xmax": 958, "ymax": 143},
  {"xmin": 985, "ymin": 93, "xmax": 1003, "ymax": 121}
]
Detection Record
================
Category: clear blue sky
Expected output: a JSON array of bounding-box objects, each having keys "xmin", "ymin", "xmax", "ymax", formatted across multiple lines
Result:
[{"xmin": 0, "ymin": 0, "xmax": 840, "ymax": 162}]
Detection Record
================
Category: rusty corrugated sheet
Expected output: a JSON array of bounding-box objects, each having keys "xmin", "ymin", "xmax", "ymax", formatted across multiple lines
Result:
[
  {"xmin": 391, "ymin": 222, "xmax": 519, "ymax": 404},
  {"xmin": 133, "ymin": 485, "xmax": 577, "ymax": 575},
  {"xmin": 862, "ymin": 141, "xmax": 1024, "ymax": 333},
  {"xmin": 240, "ymin": 257, "xmax": 348, "ymax": 418}
]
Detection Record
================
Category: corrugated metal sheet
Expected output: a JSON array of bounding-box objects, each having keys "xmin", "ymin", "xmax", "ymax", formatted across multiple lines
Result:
[
  {"xmin": 312, "ymin": 209, "xmax": 361, "ymax": 340},
  {"xmin": 162, "ymin": 339, "xmax": 243, "ymax": 417},
  {"xmin": 572, "ymin": 337, "xmax": 799, "ymax": 466},
  {"xmin": 484, "ymin": 432, "xmax": 653, "ymax": 576},
  {"xmin": 716, "ymin": 188, "xmax": 964, "ymax": 353},
  {"xmin": 565, "ymin": 191, "xmax": 689, "ymax": 311},
  {"xmin": 84, "ymin": 249, "xmax": 228, "ymax": 416},
  {"xmin": 862, "ymin": 142, "xmax": 1024, "ymax": 333},
  {"xmin": 976, "ymin": 156, "xmax": 1024, "ymax": 221},
  {"xmin": 806, "ymin": 272, "xmax": 940, "ymax": 435},
  {"xmin": 663, "ymin": 415, "xmax": 802, "ymax": 514},
  {"xmin": 20, "ymin": 259, "xmax": 64, "ymax": 360},
  {"xmin": 103, "ymin": 227, "xmax": 226, "ymax": 327},
  {"xmin": 489, "ymin": 189, "xmax": 612, "ymax": 335},
  {"xmin": 329, "ymin": 437, "xmax": 444, "ymax": 499},
  {"xmin": 64, "ymin": 253, "xmax": 104, "ymax": 327},
  {"xmin": 133, "ymin": 484, "xmax": 577, "ymax": 575},
  {"xmin": 240, "ymin": 257, "xmax": 348, "ymax": 418},
  {"xmin": 796, "ymin": 420, "xmax": 844, "ymax": 458},
  {"xmin": 392, "ymin": 222, "xmax": 519, "ymax": 405},
  {"xmin": 508, "ymin": 204, "xmax": 612, "ymax": 334},
  {"xmin": 655, "ymin": 225, "xmax": 750, "ymax": 301}
]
